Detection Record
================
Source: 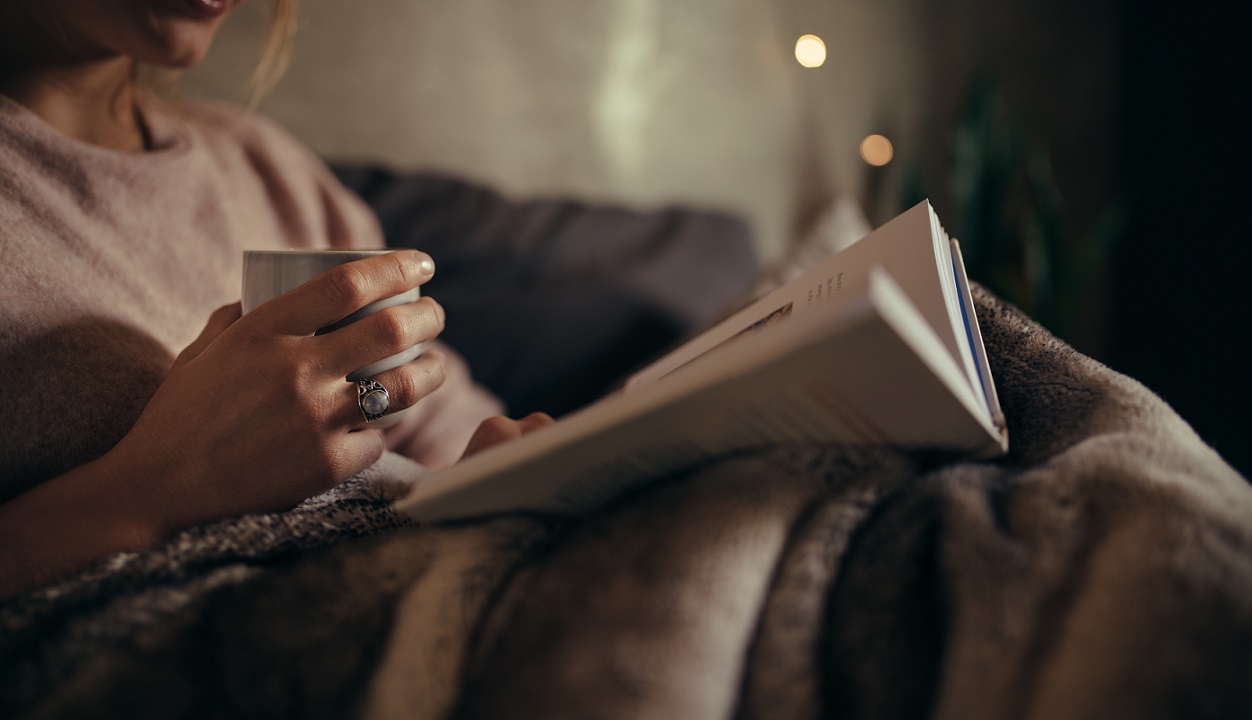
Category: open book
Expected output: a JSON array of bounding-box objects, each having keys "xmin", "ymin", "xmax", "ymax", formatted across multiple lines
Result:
[{"xmin": 396, "ymin": 200, "xmax": 1008, "ymax": 522}]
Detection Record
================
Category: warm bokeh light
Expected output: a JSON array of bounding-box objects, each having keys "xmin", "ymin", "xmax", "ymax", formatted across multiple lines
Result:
[
  {"xmin": 860, "ymin": 134, "xmax": 894, "ymax": 166},
  {"xmin": 794, "ymin": 34, "xmax": 826, "ymax": 68}
]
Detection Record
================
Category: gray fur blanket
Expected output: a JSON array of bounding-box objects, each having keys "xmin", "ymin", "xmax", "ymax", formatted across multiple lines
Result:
[{"xmin": 3, "ymin": 287, "xmax": 1251, "ymax": 719}]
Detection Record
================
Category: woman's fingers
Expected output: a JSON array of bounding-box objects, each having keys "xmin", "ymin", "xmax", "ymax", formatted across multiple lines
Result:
[
  {"xmin": 331, "ymin": 427, "xmax": 388, "ymax": 480},
  {"xmin": 460, "ymin": 412, "xmax": 556, "ymax": 459},
  {"xmin": 249, "ymin": 250, "xmax": 435, "ymax": 336},
  {"xmin": 519, "ymin": 412, "xmax": 556, "ymax": 435},
  {"xmin": 317, "ymin": 297, "xmax": 444, "ymax": 377},
  {"xmin": 339, "ymin": 351, "xmax": 448, "ymax": 428},
  {"xmin": 461, "ymin": 417, "xmax": 522, "ymax": 459}
]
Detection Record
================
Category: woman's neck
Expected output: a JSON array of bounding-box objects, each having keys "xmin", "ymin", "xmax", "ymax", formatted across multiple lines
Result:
[{"xmin": 0, "ymin": 58, "xmax": 147, "ymax": 153}]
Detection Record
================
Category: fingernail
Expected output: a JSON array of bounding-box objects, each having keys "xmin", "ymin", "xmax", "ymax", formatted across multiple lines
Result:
[{"xmin": 417, "ymin": 256, "xmax": 435, "ymax": 277}]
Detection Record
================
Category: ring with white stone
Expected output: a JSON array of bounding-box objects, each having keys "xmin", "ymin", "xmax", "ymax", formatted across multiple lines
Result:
[{"xmin": 356, "ymin": 378, "xmax": 390, "ymax": 422}]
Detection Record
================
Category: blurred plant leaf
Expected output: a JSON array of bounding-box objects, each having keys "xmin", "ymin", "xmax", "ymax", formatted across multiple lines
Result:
[{"xmin": 918, "ymin": 78, "xmax": 1123, "ymax": 344}]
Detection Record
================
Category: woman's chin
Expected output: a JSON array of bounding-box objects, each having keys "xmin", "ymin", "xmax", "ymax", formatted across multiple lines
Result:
[
  {"xmin": 162, "ymin": 45, "xmax": 214, "ymax": 70},
  {"xmin": 138, "ymin": 0, "xmax": 238, "ymax": 68},
  {"xmin": 136, "ymin": 23, "xmax": 223, "ymax": 70},
  {"xmin": 137, "ymin": 45, "xmax": 211, "ymax": 71}
]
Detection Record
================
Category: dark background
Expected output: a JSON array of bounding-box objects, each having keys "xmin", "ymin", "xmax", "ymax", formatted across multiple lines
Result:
[
  {"xmin": 897, "ymin": 0, "xmax": 1250, "ymax": 479},
  {"xmin": 1109, "ymin": 3, "xmax": 1251, "ymax": 478}
]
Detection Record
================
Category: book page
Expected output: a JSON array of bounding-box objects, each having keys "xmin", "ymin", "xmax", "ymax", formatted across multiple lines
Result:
[
  {"xmin": 624, "ymin": 201, "xmax": 978, "ymax": 397},
  {"xmin": 950, "ymin": 240, "xmax": 1006, "ymax": 433},
  {"xmin": 928, "ymin": 214, "xmax": 991, "ymax": 416}
]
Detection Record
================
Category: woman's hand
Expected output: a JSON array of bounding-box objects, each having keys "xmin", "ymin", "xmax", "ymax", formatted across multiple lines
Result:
[
  {"xmin": 109, "ymin": 250, "xmax": 446, "ymax": 536},
  {"xmin": 0, "ymin": 250, "xmax": 448, "ymax": 598},
  {"xmin": 460, "ymin": 413, "xmax": 556, "ymax": 460}
]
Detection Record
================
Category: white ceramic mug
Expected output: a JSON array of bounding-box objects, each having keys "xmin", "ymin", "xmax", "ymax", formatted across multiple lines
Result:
[{"xmin": 242, "ymin": 249, "xmax": 423, "ymax": 425}]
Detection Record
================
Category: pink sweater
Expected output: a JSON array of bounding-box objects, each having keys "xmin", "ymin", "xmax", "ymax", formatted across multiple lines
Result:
[{"xmin": 0, "ymin": 94, "xmax": 500, "ymax": 502}]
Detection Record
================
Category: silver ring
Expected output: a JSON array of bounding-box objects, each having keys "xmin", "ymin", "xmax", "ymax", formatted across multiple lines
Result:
[{"xmin": 357, "ymin": 378, "xmax": 390, "ymax": 422}]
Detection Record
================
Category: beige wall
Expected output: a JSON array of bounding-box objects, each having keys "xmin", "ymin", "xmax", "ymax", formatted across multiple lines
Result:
[
  {"xmin": 185, "ymin": 0, "xmax": 933, "ymax": 263},
  {"xmin": 185, "ymin": 0, "xmax": 1115, "ymax": 265}
]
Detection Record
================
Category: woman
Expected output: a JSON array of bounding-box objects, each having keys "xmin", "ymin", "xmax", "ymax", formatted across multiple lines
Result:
[{"xmin": 0, "ymin": 0, "xmax": 550, "ymax": 598}]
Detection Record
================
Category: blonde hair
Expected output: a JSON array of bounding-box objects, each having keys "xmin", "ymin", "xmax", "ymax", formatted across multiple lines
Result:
[{"xmin": 249, "ymin": 0, "xmax": 298, "ymax": 107}]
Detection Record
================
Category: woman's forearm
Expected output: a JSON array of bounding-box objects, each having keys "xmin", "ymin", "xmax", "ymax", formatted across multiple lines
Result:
[{"xmin": 0, "ymin": 451, "xmax": 162, "ymax": 601}]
